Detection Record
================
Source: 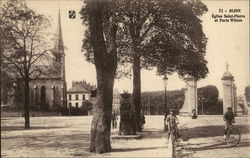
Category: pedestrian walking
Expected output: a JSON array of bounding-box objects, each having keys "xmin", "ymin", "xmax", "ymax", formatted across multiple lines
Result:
[{"xmin": 112, "ymin": 111, "xmax": 118, "ymax": 129}]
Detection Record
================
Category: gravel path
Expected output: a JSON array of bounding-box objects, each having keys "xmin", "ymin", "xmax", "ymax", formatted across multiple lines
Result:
[{"xmin": 1, "ymin": 115, "xmax": 249, "ymax": 158}]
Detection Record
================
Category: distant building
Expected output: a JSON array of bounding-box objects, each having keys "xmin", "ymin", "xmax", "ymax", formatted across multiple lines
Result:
[{"xmin": 67, "ymin": 81, "xmax": 95, "ymax": 108}]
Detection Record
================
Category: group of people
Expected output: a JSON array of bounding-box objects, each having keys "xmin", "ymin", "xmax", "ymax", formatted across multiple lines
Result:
[
  {"xmin": 164, "ymin": 107, "xmax": 235, "ymax": 141},
  {"xmin": 112, "ymin": 106, "xmax": 235, "ymax": 141}
]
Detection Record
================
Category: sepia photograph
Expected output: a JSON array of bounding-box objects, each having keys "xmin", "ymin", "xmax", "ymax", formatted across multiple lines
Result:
[{"xmin": 0, "ymin": 0, "xmax": 249, "ymax": 157}]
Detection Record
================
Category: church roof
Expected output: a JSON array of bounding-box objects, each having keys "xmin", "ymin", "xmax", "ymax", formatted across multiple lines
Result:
[
  {"xmin": 68, "ymin": 86, "xmax": 90, "ymax": 93},
  {"xmin": 35, "ymin": 65, "xmax": 61, "ymax": 79},
  {"xmin": 10, "ymin": 64, "xmax": 62, "ymax": 80}
]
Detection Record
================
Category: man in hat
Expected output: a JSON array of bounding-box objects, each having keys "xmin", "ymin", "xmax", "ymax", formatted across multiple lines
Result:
[
  {"xmin": 166, "ymin": 109, "xmax": 181, "ymax": 139},
  {"xmin": 223, "ymin": 107, "xmax": 235, "ymax": 139}
]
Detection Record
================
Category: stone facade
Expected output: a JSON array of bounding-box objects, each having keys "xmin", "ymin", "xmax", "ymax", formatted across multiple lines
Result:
[
  {"xmin": 113, "ymin": 88, "xmax": 120, "ymax": 114},
  {"xmin": 179, "ymin": 76, "xmax": 198, "ymax": 116},
  {"xmin": 30, "ymin": 79, "xmax": 66, "ymax": 110},
  {"xmin": 222, "ymin": 63, "xmax": 237, "ymax": 114}
]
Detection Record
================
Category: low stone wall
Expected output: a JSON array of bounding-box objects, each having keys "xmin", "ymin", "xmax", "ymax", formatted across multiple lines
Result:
[{"xmin": 1, "ymin": 111, "xmax": 61, "ymax": 117}]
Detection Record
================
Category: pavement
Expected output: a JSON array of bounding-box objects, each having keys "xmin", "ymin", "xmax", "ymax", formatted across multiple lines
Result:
[{"xmin": 1, "ymin": 115, "xmax": 250, "ymax": 158}]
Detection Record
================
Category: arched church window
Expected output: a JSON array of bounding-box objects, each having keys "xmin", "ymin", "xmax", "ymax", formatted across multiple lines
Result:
[{"xmin": 40, "ymin": 86, "xmax": 46, "ymax": 104}]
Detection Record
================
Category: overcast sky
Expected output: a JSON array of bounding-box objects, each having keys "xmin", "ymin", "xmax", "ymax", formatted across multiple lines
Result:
[{"xmin": 20, "ymin": 0, "xmax": 249, "ymax": 97}]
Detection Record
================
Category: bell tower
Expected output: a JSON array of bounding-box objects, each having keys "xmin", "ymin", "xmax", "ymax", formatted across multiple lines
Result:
[
  {"xmin": 52, "ymin": 10, "xmax": 67, "ymax": 108},
  {"xmin": 53, "ymin": 10, "xmax": 65, "ymax": 81}
]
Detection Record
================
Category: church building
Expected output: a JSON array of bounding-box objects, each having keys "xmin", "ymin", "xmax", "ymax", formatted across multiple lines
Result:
[{"xmin": 14, "ymin": 11, "xmax": 67, "ymax": 111}]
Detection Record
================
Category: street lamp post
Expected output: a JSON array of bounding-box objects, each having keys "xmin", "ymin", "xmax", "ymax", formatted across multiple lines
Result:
[
  {"xmin": 162, "ymin": 75, "xmax": 168, "ymax": 131},
  {"xmin": 201, "ymin": 90, "xmax": 204, "ymax": 115}
]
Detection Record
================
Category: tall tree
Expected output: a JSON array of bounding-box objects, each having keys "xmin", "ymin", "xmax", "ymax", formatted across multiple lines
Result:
[
  {"xmin": 116, "ymin": 0, "xmax": 208, "ymax": 131},
  {"xmin": 80, "ymin": 0, "xmax": 209, "ymax": 153},
  {"xmin": 0, "ymin": 0, "xmax": 52, "ymax": 128},
  {"xmin": 80, "ymin": 0, "xmax": 118, "ymax": 153}
]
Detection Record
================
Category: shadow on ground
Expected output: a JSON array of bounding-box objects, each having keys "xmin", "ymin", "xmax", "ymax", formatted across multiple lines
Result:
[
  {"xmin": 2, "ymin": 128, "xmax": 92, "ymax": 157},
  {"xmin": 1, "ymin": 126, "xmax": 65, "ymax": 131},
  {"xmin": 112, "ymin": 146, "xmax": 166, "ymax": 152},
  {"xmin": 180, "ymin": 124, "xmax": 250, "ymax": 140},
  {"xmin": 183, "ymin": 139, "xmax": 250, "ymax": 153},
  {"xmin": 192, "ymin": 140, "xmax": 250, "ymax": 151},
  {"xmin": 138, "ymin": 128, "xmax": 168, "ymax": 139},
  {"xmin": 138, "ymin": 124, "xmax": 250, "ymax": 140},
  {"xmin": 2, "ymin": 132, "xmax": 91, "ymax": 148}
]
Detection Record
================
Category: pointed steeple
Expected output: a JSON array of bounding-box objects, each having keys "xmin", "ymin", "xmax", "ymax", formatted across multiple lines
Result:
[
  {"xmin": 54, "ymin": 10, "xmax": 64, "ymax": 54},
  {"xmin": 53, "ymin": 9, "xmax": 66, "ymax": 81}
]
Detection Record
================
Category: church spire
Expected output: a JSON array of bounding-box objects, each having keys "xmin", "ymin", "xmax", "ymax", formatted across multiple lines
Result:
[
  {"xmin": 53, "ymin": 9, "xmax": 66, "ymax": 81},
  {"xmin": 54, "ymin": 9, "xmax": 64, "ymax": 54}
]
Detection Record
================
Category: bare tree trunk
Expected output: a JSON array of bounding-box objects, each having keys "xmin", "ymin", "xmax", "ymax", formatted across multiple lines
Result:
[
  {"xmin": 130, "ymin": 20, "xmax": 143, "ymax": 132},
  {"xmin": 90, "ymin": 70, "xmax": 114, "ymax": 153},
  {"xmin": 133, "ymin": 54, "xmax": 141, "ymax": 132},
  {"xmin": 87, "ymin": 0, "xmax": 118, "ymax": 153},
  {"xmin": 0, "ymin": 39, "xmax": 2, "ymax": 105},
  {"xmin": 0, "ymin": 71, "xmax": 1, "ymax": 105},
  {"xmin": 24, "ymin": 79, "xmax": 30, "ymax": 128}
]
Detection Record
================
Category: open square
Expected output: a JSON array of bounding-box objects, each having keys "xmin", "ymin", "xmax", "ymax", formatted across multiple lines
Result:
[{"xmin": 1, "ymin": 115, "xmax": 249, "ymax": 157}]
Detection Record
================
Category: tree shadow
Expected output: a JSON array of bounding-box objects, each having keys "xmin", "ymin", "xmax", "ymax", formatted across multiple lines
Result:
[
  {"xmin": 1, "ymin": 118, "xmax": 12, "ymax": 120},
  {"xmin": 112, "ymin": 146, "xmax": 166, "ymax": 152},
  {"xmin": 186, "ymin": 139, "xmax": 250, "ymax": 152},
  {"xmin": 1, "ymin": 126, "xmax": 65, "ymax": 131},
  {"xmin": 138, "ymin": 129, "xmax": 168, "ymax": 139},
  {"xmin": 180, "ymin": 124, "xmax": 250, "ymax": 140},
  {"xmin": 2, "ymin": 131, "xmax": 92, "ymax": 157}
]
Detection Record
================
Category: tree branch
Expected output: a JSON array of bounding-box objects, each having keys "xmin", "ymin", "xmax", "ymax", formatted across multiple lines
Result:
[{"xmin": 2, "ymin": 54, "xmax": 25, "ymax": 79}]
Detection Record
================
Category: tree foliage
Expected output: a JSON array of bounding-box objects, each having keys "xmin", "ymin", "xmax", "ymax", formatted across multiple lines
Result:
[
  {"xmin": 197, "ymin": 85, "xmax": 222, "ymax": 114},
  {"xmin": 83, "ymin": 0, "xmax": 208, "ymax": 78},
  {"xmin": 141, "ymin": 90, "xmax": 184, "ymax": 115},
  {"xmin": 0, "ymin": 0, "xmax": 53, "ymax": 80},
  {"xmin": 137, "ymin": 0, "xmax": 209, "ymax": 79},
  {"xmin": 82, "ymin": 0, "xmax": 209, "ymax": 133},
  {"xmin": 116, "ymin": 0, "xmax": 208, "ymax": 130},
  {"xmin": 81, "ymin": 100, "xmax": 93, "ymax": 111}
]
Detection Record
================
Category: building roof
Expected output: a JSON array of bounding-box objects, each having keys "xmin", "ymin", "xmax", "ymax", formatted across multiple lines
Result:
[{"xmin": 68, "ymin": 86, "xmax": 90, "ymax": 93}]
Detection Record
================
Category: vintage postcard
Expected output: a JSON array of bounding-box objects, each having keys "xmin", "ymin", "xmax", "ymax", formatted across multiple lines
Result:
[{"xmin": 1, "ymin": 0, "xmax": 249, "ymax": 157}]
